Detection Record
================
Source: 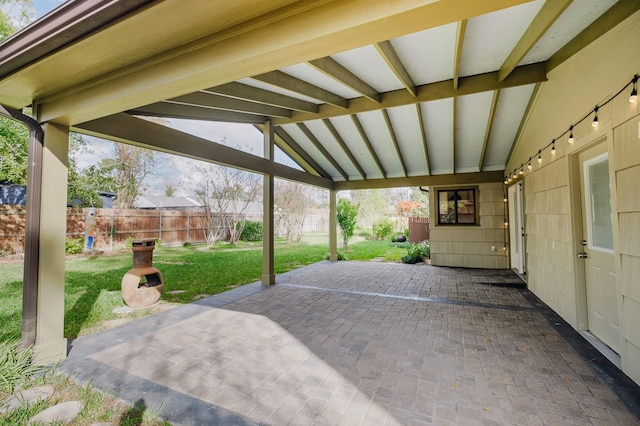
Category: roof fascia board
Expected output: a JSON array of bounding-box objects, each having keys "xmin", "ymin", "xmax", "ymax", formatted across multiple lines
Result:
[{"xmin": 0, "ymin": 0, "xmax": 155, "ymax": 79}]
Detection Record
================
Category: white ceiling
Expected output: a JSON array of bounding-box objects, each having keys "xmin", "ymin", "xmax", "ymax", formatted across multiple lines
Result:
[
  {"xmin": 126, "ymin": 0, "xmax": 623, "ymax": 183},
  {"xmin": 0, "ymin": 0, "xmax": 629, "ymax": 188}
]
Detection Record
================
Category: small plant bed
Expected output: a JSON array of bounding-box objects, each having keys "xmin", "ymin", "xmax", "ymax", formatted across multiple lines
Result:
[
  {"xmin": 0, "ymin": 341, "xmax": 169, "ymax": 425},
  {"xmin": 401, "ymin": 242, "xmax": 430, "ymax": 264}
]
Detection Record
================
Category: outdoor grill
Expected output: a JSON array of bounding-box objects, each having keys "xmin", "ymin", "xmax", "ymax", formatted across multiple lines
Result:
[{"xmin": 121, "ymin": 238, "xmax": 163, "ymax": 308}]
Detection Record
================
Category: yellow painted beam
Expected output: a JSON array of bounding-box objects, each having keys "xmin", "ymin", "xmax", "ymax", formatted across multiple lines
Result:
[
  {"xmin": 334, "ymin": 170, "xmax": 505, "ymax": 191},
  {"xmin": 547, "ymin": 0, "xmax": 640, "ymax": 72},
  {"xmin": 274, "ymin": 63, "xmax": 546, "ymax": 125},
  {"xmin": 73, "ymin": 113, "xmax": 334, "ymax": 190},
  {"xmin": 33, "ymin": 0, "xmax": 531, "ymax": 124},
  {"xmin": 479, "ymin": 90, "xmax": 500, "ymax": 171},
  {"xmin": 498, "ymin": 0, "xmax": 572, "ymax": 82},
  {"xmin": 453, "ymin": 20, "xmax": 467, "ymax": 90}
]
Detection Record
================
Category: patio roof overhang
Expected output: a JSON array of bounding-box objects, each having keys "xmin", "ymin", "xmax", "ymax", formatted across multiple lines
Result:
[{"xmin": 0, "ymin": 0, "xmax": 637, "ymax": 190}]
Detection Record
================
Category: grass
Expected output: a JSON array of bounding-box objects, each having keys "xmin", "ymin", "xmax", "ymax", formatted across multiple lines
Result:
[
  {"xmin": 0, "ymin": 239, "xmax": 406, "ymax": 342},
  {"xmin": 0, "ymin": 238, "xmax": 408, "ymax": 424}
]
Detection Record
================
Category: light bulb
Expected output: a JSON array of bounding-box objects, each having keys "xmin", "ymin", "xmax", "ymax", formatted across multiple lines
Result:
[
  {"xmin": 527, "ymin": 158, "xmax": 532, "ymax": 170},
  {"xmin": 631, "ymin": 76, "xmax": 638, "ymax": 104},
  {"xmin": 537, "ymin": 150, "xmax": 542, "ymax": 164},
  {"xmin": 568, "ymin": 126, "xmax": 574, "ymax": 144},
  {"xmin": 503, "ymin": 197, "xmax": 507, "ymax": 203},
  {"xmin": 592, "ymin": 106, "xmax": 599, "ymax": 128},
  {"xmin": 551, "ymin": 140, "xmax": 556, "ymax": 156},
  {"xmin": 519, "ymin": 168, "xmax": 524, "ymax": 176}
]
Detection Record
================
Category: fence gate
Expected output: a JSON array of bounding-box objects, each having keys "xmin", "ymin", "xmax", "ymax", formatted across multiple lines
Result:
[{"xmin": 408, "ymin": 216, "xmax": 430, "ymax": 243}]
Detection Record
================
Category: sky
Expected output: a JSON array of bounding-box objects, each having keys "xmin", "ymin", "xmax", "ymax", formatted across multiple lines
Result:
[{"xmin": 21, "ymin": 0, "xmax": 302, "ymax": 198}]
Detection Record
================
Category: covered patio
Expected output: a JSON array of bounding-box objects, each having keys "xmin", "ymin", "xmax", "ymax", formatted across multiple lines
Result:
[
  {"xmin": 2, "ymin": 0, "xmax": 640, "ymax": 414},
  {"xmin": 59, "ymin": 261, "xmax": 639, "ymax": 425}
]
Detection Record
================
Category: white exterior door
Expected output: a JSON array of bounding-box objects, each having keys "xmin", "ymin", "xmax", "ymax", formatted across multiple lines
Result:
[
  {"xmin": 579, "ymin": 143, "xmax": 620, "ymax": 353},
  {"xmin": 509, "ymin": 182, "xmax": 525, "ymax": 274}
]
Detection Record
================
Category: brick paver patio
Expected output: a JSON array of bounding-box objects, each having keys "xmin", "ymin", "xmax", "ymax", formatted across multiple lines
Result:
[{"xmin": 60, "ymin": 261, "xmax": 639, "ymax": 425}]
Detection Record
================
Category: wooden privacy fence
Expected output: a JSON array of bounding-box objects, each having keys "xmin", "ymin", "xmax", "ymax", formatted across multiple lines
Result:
[
  {"xmin": 408, "ymin": 216, "xmax": 430, "ymax": 243},
  {"xmin": 0, "ymin": 206, "xmax": 216, "ymax": 254}
]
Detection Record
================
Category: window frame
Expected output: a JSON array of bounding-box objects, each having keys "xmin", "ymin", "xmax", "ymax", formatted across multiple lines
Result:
[{"xmin": 436, "ymin": 187, "xmax": 478, "ymax": 226}]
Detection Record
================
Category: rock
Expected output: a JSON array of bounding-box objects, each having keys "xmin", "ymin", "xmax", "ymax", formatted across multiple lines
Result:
[
  {"xmin": 28, "ymin": 400, "xmax": 84, "ymax": 425},
  {"xmin": 0, "ymin": 385, "xmax": 54, "ymax": 414},
  {"xmin": 112, "ymin": 306, "xmax": 135, "ymax": 315},
  {"xmin": 166, "ymin": 290, "xmax": 186, "ymax": 295},
  {"xmin": 192, "ymin": 294, "xmax": 210, "ymax": 300}
]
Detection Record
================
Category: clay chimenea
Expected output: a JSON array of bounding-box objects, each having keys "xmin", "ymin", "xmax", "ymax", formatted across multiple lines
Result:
[{"xmin": 121, "ymin": 238, "xmax": 164, "ymax": 307}]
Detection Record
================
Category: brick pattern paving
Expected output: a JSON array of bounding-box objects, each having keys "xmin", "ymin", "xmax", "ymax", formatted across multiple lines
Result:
[{"xmin": 86, "ymin": 261, "xmax": 637, "ymax": 425}]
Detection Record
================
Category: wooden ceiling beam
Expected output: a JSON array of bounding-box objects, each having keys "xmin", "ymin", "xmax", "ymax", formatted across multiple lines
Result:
[
  {"xmin": 169, "ymin": 92, "xmax": 292, "ymax": 118},
  {"xmin": 252, "ymin": 124, "xmax": 318, "ymax": 177},
  {"xmin": 254, "ymin": 70, "xmax": 348, "ymax": 108},
  {"xmin": 205, "ymin": 82, "xmax": 319, "ymax": 113},
  {"xmin": 296, "ymin": 122, "xmax": 349, "ymax": 181},
  {"xmin": 375, "ymin": 40, "xmax": 416, "ymax": 96},
  {"xmin": 453, "ymin": 19, "xmax": 467, "ymax": 90},
  {"xmin": 74, "ymin": 113, "xmax": 334, "ymax": 189},
  {"xmin": 498, "ymin": 0, "xmax": 572, "ymax": 82},
  {"xmin": 415, "ymin": 104, "xmax": 431, "ymax": 175},
  {"xmin": 322, "ymin": 118, "xmax": 367, "ymax": 180},
  {"xmin": 273, "ymin": 126, "xmax": 331, "ymax": 179},
  {"xmin": 128, "ymin": 102, "xmax": 266, "ymax": 124},
  {"xmin": 273, "ymin": 63, "xmax": 546, "ymax": 125},
  {"xmin": 479, "ymin": 90, "xmax": 500, "ymax": 171},
  {"xmin": 308, "ymin": 57, "xmax": 380, "ymax": 103},
  {"xmin": 547, "ymin": 0, "xmax": 640, "ymax": 72},
  {"xmin": 334, "ymin": 170, "xmax": 505, "ymax": 191},
  {"xmin": 351, "ymin": 114, "xmax": 386, "ymax": 179},
  {"xmin": 381, "ymin": 109, "xmax": 407, "ymax": 177}
]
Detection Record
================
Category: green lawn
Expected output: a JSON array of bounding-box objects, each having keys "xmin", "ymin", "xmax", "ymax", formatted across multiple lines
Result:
[{"xmin": 0, "ymin": 239, "xmax": 407, "ymax": 341}]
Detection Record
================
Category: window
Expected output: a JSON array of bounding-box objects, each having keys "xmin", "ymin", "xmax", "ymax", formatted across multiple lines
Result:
[{"xmin": 438, "ymin": 188, "xmax": 476, "ymax": 225}]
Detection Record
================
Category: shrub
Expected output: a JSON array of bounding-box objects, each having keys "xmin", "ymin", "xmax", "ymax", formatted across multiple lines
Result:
[
  {"xmin": 372, "ymin": 219, "xmax": 393, "ymax": 240},
  {"xmin": 0, "ymin": 341, "xmax": 45, "ymax": 394},
  {"xmin": 324, "ymin": 251, "xmax": 347, "ymax": 261},
  {"xmin": 239, "ymin": 221, "xmax": 263, "ymax": 242},
  {"xmin": 401, "ymin": 241, "xmax": 430, "ymax": 264},
  {"xmin": 65, "ymin": 238, "xmax": 84, "ymax": 255}
]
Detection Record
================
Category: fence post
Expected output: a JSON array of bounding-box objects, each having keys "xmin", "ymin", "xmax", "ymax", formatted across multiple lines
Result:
[
  {"xmin": 187, "ymin": 211, "xmax": 190, "ymax": 244},
  {"xmin": 158, "ymin": 209, "xmax": 162, "ymax": 242},
  {"xmin": 109, "ymin": 210, "xmax": 114, "ymax": 252}
]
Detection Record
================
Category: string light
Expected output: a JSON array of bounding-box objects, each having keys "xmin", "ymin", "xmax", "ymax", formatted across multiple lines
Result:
[
  {"xmin": 503, "ymin": 73, "xmax": 637, "ymax": 186},
  {"xmin": 568, "ymin": 126, "xmax": 574, "ymax": 144}
]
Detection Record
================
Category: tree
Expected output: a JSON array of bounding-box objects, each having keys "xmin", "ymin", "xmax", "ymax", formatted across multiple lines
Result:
[
  {"xmin": 193, "ymin": 164, "xmax": 262, "ymax": 245},
  {"xmin": 396, "ymin": 200, "xmax": 425, "ymax": 231},
  {"xmin": 337, "ymin": 198, "xmax": 358, "ymax": 250},
  {"xmin": 0, "ymin": 0, "xmax": 33, "ymax": 42},
  {"xmin": 350, "ymin": 189, "xmax": 388, "ymax": 233},
  {"xmin": 0, "ymin": 116, "xmax": 29, "ymax": 184},
  {"xmin": 98, "ymin": 144, "xmax": 157, "ymax": 209},
  {"xmin": 274, "ymin": 179, "xmax": 316, "ymax": 244},
  {"xmin": 164, "ymin": 184, "xmax": 176, "ymax": 197}
]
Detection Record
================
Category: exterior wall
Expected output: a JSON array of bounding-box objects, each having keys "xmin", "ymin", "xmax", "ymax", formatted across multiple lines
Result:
[
  {"xmin": 506, "ymin": 11, "xmax": 640, "ymax": 385},
  {"xmin": 429, "ymin": 182, "xmax": 508, "ymax": 269}
]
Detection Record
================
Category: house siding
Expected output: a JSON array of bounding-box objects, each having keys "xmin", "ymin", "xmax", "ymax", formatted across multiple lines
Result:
[
  {"xmin": 506, "ymin": 11, "xmax": 640, "ymax": 385},
  {"xmin": 429, "ymin": 182, "xmax": 509, "ymax": 269}
]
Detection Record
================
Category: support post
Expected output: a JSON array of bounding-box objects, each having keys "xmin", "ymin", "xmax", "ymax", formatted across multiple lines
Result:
[
  {"xmin": 262, "ymin": 120, "xmax": 275, "ymax": 285},
  {"xmin": 329, "ymin": 190, "xmax": 338, "ymax": 261},
  {"xmin": 34, "ymin": 123, "xmax": 69, "ymax": 364}
]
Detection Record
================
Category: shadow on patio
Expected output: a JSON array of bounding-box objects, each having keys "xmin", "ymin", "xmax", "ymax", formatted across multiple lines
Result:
[{"xmin": 59, "ymin": 261, "xmax": 640, "ymax": 425}]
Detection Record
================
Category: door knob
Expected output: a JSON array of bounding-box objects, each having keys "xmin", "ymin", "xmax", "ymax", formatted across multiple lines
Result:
[{"xmin": 577, "ymin": 252, "xmax": 588, "ymax": 258}]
